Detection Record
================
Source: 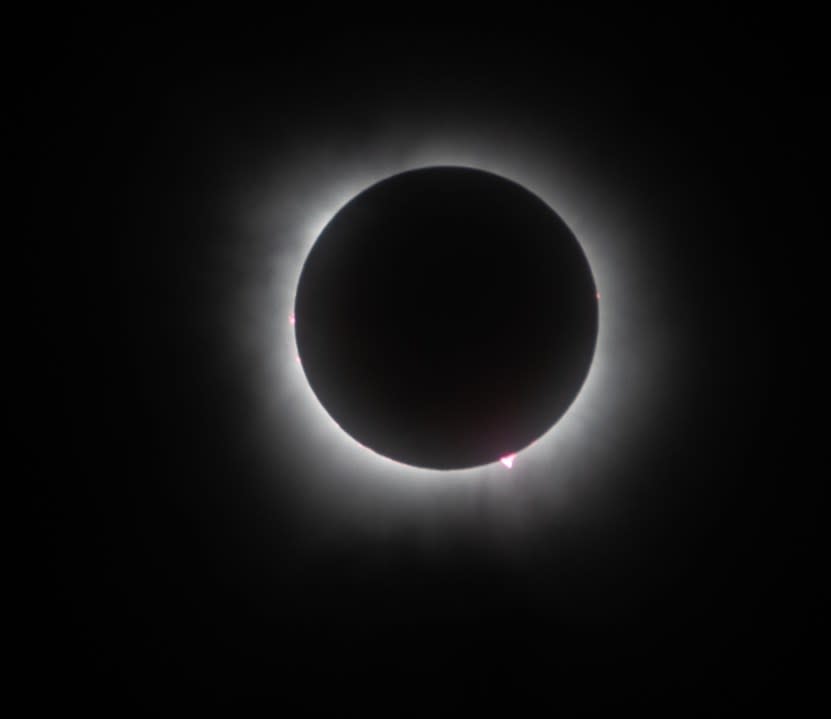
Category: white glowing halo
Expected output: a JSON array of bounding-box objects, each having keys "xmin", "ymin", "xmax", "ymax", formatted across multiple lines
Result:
[{"xmin": 235, "ymin": 125, "xmax": 666, "ymax": 514}]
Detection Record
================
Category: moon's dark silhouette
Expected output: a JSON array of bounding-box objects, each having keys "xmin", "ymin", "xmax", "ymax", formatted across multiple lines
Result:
[{"xmin": 294, "ymin": 167, "xmax": 597, "ymax": 470}]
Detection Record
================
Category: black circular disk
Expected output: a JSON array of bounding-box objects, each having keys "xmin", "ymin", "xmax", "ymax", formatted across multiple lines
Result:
[{"xmin": 294, "ymin": 167, "xmax": 598, "ymax": 470}]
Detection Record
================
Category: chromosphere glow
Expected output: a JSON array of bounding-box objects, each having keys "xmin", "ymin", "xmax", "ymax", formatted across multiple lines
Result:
[
  {"xmin": 500, "ymin": 454, "xmax": 516, "ymax": 468},
  {"xmin": 229, "ymin": 119, "xmax": 672, "ymax": 524}
]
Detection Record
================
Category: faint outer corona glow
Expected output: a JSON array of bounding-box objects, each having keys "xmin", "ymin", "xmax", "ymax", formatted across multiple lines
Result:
[{"xmin": 234, "ymin": 123, "xmax": 668, "ymax": 512}]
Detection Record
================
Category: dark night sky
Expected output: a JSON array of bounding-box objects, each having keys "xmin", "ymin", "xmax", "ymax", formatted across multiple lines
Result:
[{"xmin": 23, "ymin": 13, "xmax": 822, "ymax": 712}]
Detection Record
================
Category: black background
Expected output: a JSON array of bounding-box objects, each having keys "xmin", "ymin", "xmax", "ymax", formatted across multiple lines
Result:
[{"xmin": 23, "ymin": 12, "xmax": 821, "ymax": 712}]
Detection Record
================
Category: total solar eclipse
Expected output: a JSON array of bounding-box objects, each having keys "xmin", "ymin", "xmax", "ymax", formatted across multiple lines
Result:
[{"xmin": 294, "ymin": 167, "xmax": 598, "ymax": 470}]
